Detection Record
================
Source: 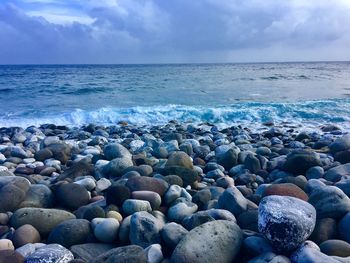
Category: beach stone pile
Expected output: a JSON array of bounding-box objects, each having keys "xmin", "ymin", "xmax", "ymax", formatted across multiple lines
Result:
[{"xmin": 0, "ymin": 122, "xmax": 350, "ymax": 262}]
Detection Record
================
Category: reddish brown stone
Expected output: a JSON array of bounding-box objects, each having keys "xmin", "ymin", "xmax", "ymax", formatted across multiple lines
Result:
[{"xmin": 263, "ymin": 183, "xmax": 308, "ymax": 201}]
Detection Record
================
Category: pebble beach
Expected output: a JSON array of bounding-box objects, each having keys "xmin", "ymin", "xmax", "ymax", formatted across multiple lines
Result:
[{"xmin": 0, "ymin": 121, "xmax": 350, "ymax": 263}]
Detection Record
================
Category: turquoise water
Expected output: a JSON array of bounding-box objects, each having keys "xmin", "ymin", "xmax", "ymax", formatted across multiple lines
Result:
[{"xmin": 1, "ymin": 62, "xmax": 350, "ymax": 128}]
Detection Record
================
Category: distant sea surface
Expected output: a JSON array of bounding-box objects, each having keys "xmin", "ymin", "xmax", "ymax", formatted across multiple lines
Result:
[{"xmin": 1, "ymin": 62, "xmax": 350, "ymax": 129}]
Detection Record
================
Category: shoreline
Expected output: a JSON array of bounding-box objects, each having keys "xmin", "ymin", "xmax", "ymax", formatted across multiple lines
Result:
[{"xmin": 0, "ymin": 121, "xmax": 350, "ymax": 262}]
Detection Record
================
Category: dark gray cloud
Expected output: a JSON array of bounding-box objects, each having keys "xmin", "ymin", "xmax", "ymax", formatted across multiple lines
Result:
[{"xmin": 0, "ymin": 0, "xmax": 350, "ymax": 63}]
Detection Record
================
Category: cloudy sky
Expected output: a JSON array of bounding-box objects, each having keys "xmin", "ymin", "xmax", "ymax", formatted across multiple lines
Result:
[{"xmin": 1, "ymin": 0, "xmax": 350, "ymax": 64}]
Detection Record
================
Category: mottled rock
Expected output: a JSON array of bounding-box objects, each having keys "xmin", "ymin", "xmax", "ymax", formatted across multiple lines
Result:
[
  {"xmin": 258, "ymin": 195, "xmax": 316, "ymax": 252},
  {"xmin": 130, "ymin": 211, "xmax": 163, "ymax": 248},
  {"xmin": 171, "ymin": 220, "xmax": 243, "ymax": 263},
  {"xmin": 24, "ymin": 244, "xmax": 74, "ymax": 263}
]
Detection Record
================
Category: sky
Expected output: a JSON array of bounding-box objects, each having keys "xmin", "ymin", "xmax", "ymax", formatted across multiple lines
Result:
[{"xmin": 0, "ymin": 0, "xmax": 350, "ymax": 64}]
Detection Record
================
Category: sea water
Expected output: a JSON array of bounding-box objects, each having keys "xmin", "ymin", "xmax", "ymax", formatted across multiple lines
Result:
[{"xmin": 1, "ymin": 62, "xmax": 350, "ymax": 129}]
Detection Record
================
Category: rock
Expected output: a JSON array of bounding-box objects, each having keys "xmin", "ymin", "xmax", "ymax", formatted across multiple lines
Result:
[
  {"xmin": 308, "ymin": 185, "xmax": 350, "ymax": 219},
  {"xmin": 339, "ymin": 212, "xmax": 350, "ymax": 243},
  {"xmin": 171, "ymin": 220, "xmax": 243, "ymax": 263},
  {"xmin": 192, "ymin": 189, "xmax": 212, "ymax": 209},
  {"xmin": 334, "ymin": 150, "xmax": 350, "ymax": 164},
  {"xmin": 9, "ymin": 146, "xmax": 28, "ymax": 159},
  {"xmin": 306, "ymin": 166, "xmax": 324, "ymax": 180},
  {"xmin": 95, "ymin": 178, "xmax": 111, "ymax": 193},
  {"xmin": 217, "ymin": 187, "xmax": 248, "ymax": 216},
  {"xmin": 0, "ymin": 176, "xmax": 31, "ymax": 212},
  {"xmin": 167, "ymin": 201, "xmax": 198, "ymax": 223},
  {"xmin": 122, "ymin": 199, "xmax": 152, "ymax": 215},
  {"xmin": 237, "ymin": 210, "xmax": 259, "ymax": 232},
  {"xmin": 324, "ymin": 163, "xmax": 350, "ymax": 182},
  {"xmin": 118, "ymin": 215, "xmax": 131, "ymax": 244},
  {"xmin": 24, "ymin": 244, "xmax": 74, "ymax": 263},
  {"xmin": 129, "ymin": 211, "xmax": 163, "ymax": 248},
  {"xmin": 145, "ymin": 244, "xmax": 163, "ymax": 263},
  {"xmin": 103, "ymin": 157, "xmax": 133, "ymax": 177},
  {"xmin": 19, "ymin": 184, "xmax": 54, "ymax": 208},
  {"xmin": 0, "ymin": 239, "xmax": 14, "ymax": 251},
  {"xmin": 291, "ymin": 241, "xmax": 342, "ymax": 263},
  {"xmin": 0, "ymin": 250, "xmax": 24, "ymax": 263},
  {"xmin": 329, "ymin": 135, "xmax": 350, "ymax": 153},
  {"xmin": 309, "ymin": 218, "xmax": 337, "ymax": 244},
  {"xmin": 247, "ymin": 252, "xmax": 291, "ymax": 263},
  {"xmin": 83, "ymin": 205, "xmax": 105, "ymax": 221},
  {"xmin": 92, "ymin": 245, "xmax": 147, "ymax": 263},
  {"xmin": 10, "ymin": 208, "xmax": 76, "ymax": 236},
  {"xmin": 15, "ymin": 243, "xmax": 38, "ymax": 258},
  {"xmin": 216, "ymin": 148, "xmax": 238, "ymax": 170},
  {"xmin": 336, "ymin": 179, "xmax": 350, "ymax": 197},
  {"xmin": 74, "ymin": 178, "xmax": 96, "ymax": 191},
  {"xmin": 243, "ymin": 236, "xmax": 274, "ymax": 257},
  {"xmin": 54, "ymin": 183, "xmax": 90, "ymax": 211},
  {"xmin": 164, "ymin": 185, "xmax": 182, "ymax": 206},
  {"xmin": 244, "ymin": 154, "xmax": 261, "ymax": 173},
  {"xmin": 131, "ymin": 191, "xmax": 161, "ymax": 210},
  {"xmin": 258, "ymin": 195, "xmax": 316, "ymax": 252},
  {"xmin": 126, "ymin": 177, "xmax": 168, "ymax": 196},
  {"xmin": 56, "ymin": 158, "xmax": 93, "ymax": 181},
  {"xmin": 161, "ymin": 222, "xmax": 188, "ymax": 249},
  {"xmin": 47, "ymin": 142, "xmax": 72, "ymax": 164},
  {"xmin": 160, "ymin": 166, "xmax": 198, "ymax": 187},
  {"xmin": 283, "ymin": 149, "xmax": 322, "ymax": 175},
  {"xmin": 263, "ymin": 183, "xmax": 308, "ymax": 201},
  {"xmin": 12, "ymin": 224, "xmax": 41, "ymax": 248},
  {"xmin": 47, "ymin": 219, "xmax": 91, "ymax": 248},
  {"xmin": 166, "ymin": 151, "xmax": 193, "ymax": 169},
  {"xmin": 320, "ymin": 239, "xmax": 350, "ymax": 257},
  {"xmin": 93, "ymin": 218, "xmax": 119, "ymax": 243},
  {"xmin": 106, "ymin": 184, "xmax": 131, "ymax": 206},
  {"xmin": 104, "ymin": 143, "xmax": 132, "ymax": 160},
  {"xmin": 70, "ymin": 243, "xmax": 115, "ymax": 262},
  {"xmin": 34, "ymin": 148, "xmax": 53, "ymax": 161}
]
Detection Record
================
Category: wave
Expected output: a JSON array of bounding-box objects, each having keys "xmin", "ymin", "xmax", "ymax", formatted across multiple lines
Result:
[{"xmin": 1, "ymin": 99, "xmax": 350, "ymax": 129}]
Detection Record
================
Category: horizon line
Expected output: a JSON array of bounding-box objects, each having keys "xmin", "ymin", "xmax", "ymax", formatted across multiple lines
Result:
[{"xmin": 1, "ymin": 60, "xmax": 350, "ymax": 66}]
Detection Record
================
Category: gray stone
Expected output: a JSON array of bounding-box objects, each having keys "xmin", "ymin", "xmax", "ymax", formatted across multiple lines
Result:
[
  {"xmin": 216, "ymin": 187, "xmax": 248, "ymax": 216},
  {"xmin": 330, "ymin": 135, "xmax": 350, "ymax": 153},
  {"xmin": 24, "ymin": 244, "xmax": 74, "ymax": 263},
  {"xmin": 104, "ymin": 143, "xmax": 132, "ymax": 160},
  {"xmin": 291, "ymin": 241, "xmax": 341, "ymax": 263},
  {"xmin": 247, "ymin": 252, "xmax": 291, "ymax": 263},
  {"xmin": 161, "ymin": 222, "xmax": 188, "ymax": 249},
  {"xmin": 166, "ymin": 151, "xmax": 193, "ymax": 169},
  {"xmin": 306, "ymin": 166, "xmax": 324, "ymax": 180},
  {"xmin": 245, "ymin": 154, "xmax": 261, "ymax": 173},
  {"xmin": 122, "ymin": 199, "xmax": 152, "ymax": 215},
  {"xmin": 283, "ymin": 149, "xmax": 322, "ymax": 175},
  {"xmin": 70, "ymin": 243, "xmax": 115, "ymax": 262},
  {"xmin": 0, "ymin": 176, "xmax": 31, "ymax": 212},
  {"xmin": 164, "ymin": 185, "xmax": 182, "ymax": 206},
  {"xmin": 336, "ymin": 179, "xmax": 350, "ymax": 197},
  {"xmin": 243, "ymin": 236, "xmax": 273, "ymax": 257},
  {"xmin": 339, "ymin": 213, "xmax": 350, "ymax": 243},
  {"xmin": 308, "ymin": 185, "xmax": 350, "ymax": 219},
  {"xmin": 216, "ymin": 148, "xmax": 238, "ymax": 170},
  {"xmin": 171, "ymin": 220, "xmax": 243, "ymax": 263},
  {"xmin": 47, "ymin": 219, "xmax": 91, "ymax": 248},
  {"xmin": 103, "ymin": 157, "xmax": 133, "ymax": 177},
  {"xmin": 10, "ymin": 208, "xmax": 76, "ymax": 236},
  {"xmin": 167, "ymin": 201, "xmax": 198, "ymax": 223},
  {"xmin": 129, "ymin": 211, "xmax": 163, "ymax": 248},
  {"xmin": 93, "ymin": 218, "xmax": 119, "ymax": 243},
  {"xmin": 324, "ymin": 163, "xmax": 350, "ymax": 182},
  {"xmin": 145, "ymin": 244, "xmax": 163, "ymax": 263},
  {"xmin": 19, "ymin": 184, "xmax": 54, "ymax": 208},
  {"xmin": 259, "ymin": 195, "xmax": 316, "ymax": 253},
  {"xmin": 131, "ymin": 191, "xmax": 162, "ymax": 210},
  {"xmin": 92, "ymin": 245, "xmax": 147, "ymax": 263}
]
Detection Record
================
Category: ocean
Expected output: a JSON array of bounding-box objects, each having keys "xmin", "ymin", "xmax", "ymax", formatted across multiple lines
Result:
[{"xmin": 1, "ymin": 62, "xmax": 350, "ymax": 129}]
